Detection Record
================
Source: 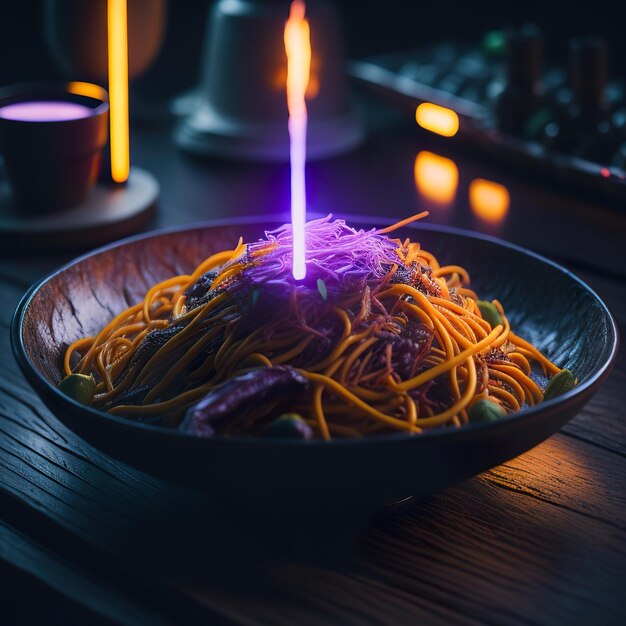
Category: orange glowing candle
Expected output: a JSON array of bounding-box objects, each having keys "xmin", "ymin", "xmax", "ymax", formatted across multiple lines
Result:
[
  {"xmin": 107, "ymin": 0, "xmax": 130, "ymax": 183},
  {"xmin": 284, "ymin": 0, "xmax": 311, "ymax": 280}
]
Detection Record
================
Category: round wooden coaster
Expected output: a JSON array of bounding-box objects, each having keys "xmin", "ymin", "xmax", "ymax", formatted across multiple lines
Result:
[{"xmin": 0, "ymin": 167, "xmax": 158, "ymax": 254}]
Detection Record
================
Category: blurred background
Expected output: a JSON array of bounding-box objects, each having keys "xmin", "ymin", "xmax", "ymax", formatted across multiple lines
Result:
[
  {"xmin": 2, "ymin": 1, "xmax": 626, "ymax": 99},
  {"xmin": 1, "ymin": 0, "xmax": 625, "ymax": 263}
]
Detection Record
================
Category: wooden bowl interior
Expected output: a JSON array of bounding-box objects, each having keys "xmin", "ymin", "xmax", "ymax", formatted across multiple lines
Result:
[{"xmin": 21, "ymin": 221, "xmax": 614, "ymax": 401}]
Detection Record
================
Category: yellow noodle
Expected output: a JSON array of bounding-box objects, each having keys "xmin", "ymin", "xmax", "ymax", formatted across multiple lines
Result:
[{"xmin": 63, "ymin": 222, "xmax": 563, "ymax": 440}]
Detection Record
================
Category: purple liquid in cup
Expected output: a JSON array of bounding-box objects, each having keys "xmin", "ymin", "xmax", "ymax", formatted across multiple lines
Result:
[{"xmin": 0, "ymin": 100, "xmax": 93, "ymax": 122}]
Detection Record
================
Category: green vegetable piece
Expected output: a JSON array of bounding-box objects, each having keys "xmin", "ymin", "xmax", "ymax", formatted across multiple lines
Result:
[
  {"xmin": 317, "ymin": 278, "xmax": 328, "ymax": 301},
  {"xmin": 468, "ymin": 399, "xmax": 506, "ymax": 423},
  {"xmin": 482, "ymin": 30, "xmax": 506, "ymax": 58},
  {"xmin": 477, "ymin": 300, "xmax": 503, "ymax": 329},
  {"xmin": 543, "ymin": 369, "xmax": 577, "ymax": 401},
  {"xmin": 58, "ymin": 373, "xmax": 96, "ymax": 405},
  {"xmin": 263, "ymin": 413, "xmax": 313, "ymax": 440}
]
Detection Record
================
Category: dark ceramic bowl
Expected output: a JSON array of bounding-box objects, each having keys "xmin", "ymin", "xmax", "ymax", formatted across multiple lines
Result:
[{"xmin": 11, "ymin": 219, "xmax": 618, "ymax": 515}]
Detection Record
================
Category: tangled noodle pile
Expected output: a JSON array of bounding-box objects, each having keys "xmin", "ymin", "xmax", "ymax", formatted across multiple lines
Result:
[{"xmin": 62, "ymin": 214, "xmax": 565, "ymax": 439}]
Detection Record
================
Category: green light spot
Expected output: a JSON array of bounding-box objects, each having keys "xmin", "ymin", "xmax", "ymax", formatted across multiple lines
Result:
[
  {"xmin": 317, "ymin": 279, "xmax": 328, "ymax": 301},
  {"xmin": 483, "ymin": 30, "xmax": 506, "ymax": 58}
]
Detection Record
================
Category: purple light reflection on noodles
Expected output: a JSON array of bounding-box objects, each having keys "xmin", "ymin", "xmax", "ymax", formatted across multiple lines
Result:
[{"xmin": 0, "ymin": 101, "xmax": 93, "ymax": 122}]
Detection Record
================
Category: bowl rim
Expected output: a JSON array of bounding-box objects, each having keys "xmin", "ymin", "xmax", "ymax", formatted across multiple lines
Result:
[{"xmin": 11, "ymin": 215, "xmax": 620, "ymax": 447}]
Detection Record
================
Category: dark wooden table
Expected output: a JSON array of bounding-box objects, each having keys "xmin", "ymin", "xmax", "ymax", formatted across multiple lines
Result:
[{"xmin": 1, "ymin": 104, "xmax": 625, "ymax": 625}]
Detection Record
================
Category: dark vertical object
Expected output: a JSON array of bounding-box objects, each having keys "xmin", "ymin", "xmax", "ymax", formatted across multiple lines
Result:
[
  {"xmin": 496, "ymin": 24, "xmax": 543, "ymax": 134},
  {"xmin": 174, "ymin": 0, "xmax": 364, "ymax": 161},
  {"xmin": 569, "ymin": 37, "xmax": 608, "ymax": 122},
  {"xmin": 545, "ymin": 37, "xmax": 613, "ymax": 158}
]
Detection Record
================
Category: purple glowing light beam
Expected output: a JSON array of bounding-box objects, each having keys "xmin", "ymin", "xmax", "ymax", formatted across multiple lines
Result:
[
  {"xmin": 284, "ymin": 0, "xmax": 311, "ymax": 281},
  {"xmin": 288, "ymin": 114, "xmax": 307, "ymax": 280}
]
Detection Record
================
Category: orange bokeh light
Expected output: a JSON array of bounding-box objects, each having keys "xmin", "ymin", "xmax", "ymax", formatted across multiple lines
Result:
[
  {"xmin": 107, "ymin": 0, "xmax": 129, "ymax": 183},
  {"xmin": 414, "ymin": 151, "xmax": 459, "ymax": 205},
  {"xmin": 469, "ymin": 178, "xmax": 510, "ymax": 223},
  {"xmin": 284, "ymin": 0, "xmax": 311, "ymax": 119},
  {"xmin": 415, "ymin": 102, "xmax": 459, "ymax": 137},
  {"xmin": 67, "ymin": 81, "xmax": 107, "ymax": 101},
  {"xmin": 272, "ymin": 56, "xmax": 319, "ymax": 99}
]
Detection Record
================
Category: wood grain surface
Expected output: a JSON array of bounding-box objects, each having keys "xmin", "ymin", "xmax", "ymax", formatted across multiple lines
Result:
[{"xmin": 1, "ymin": 122, "xmax": 625, "ymax": 625}]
